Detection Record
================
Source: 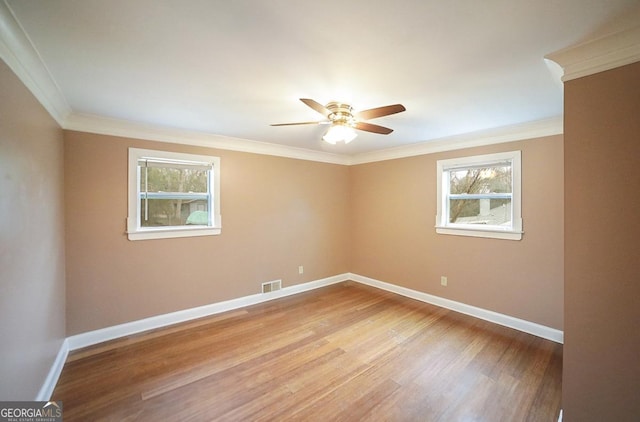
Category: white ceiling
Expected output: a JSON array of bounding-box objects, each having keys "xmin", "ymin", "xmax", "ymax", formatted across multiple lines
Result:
[{"xmin": 4, "ymin": 0, "xmax": 640, "ymax": 156}]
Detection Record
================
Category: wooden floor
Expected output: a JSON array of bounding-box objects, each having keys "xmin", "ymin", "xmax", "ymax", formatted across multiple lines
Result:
[{"xmin": 53, "ymin": 281, "xmax": 562, "ymax": 421}]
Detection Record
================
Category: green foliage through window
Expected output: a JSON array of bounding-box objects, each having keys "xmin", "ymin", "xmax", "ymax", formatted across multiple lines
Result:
[{"xmin": 139, "ymin": 165, "xmax": 210, "ymax": 227}]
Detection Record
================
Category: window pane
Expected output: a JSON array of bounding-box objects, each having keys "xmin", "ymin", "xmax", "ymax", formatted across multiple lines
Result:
[
  {"xmin": 449, "ymin": 198, "xmax": 511, "ymax": 225},
  {"xmin": 139, "ymin": 165, "xmax": 211, "ymax": 227},
  {"xmin": 129, "ymin": 148, "xmax": 221, "ymax": 240},
  {"xmin": 449, "ymin": 165, "xmax": 512, "ymax": 195},
  {"xmin": 141, "ymin": 167, "xmax": 208, "ymax": 193},
  {"xmin": 140, "ymin": 199, "xmax": 209, "ymax": 227},
  {"xmin": 436, "ymin": 151, "xmax": 521, "ymax": 239}
]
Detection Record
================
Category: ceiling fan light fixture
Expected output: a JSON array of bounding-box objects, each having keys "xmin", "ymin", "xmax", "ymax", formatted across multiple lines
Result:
[
  {"xmin": 322, "ymin": 123, "xmax": 357, "ymax": 144},
  {"xmin": 272, "ymin": 98, "xmax": 404, "ymax": 144}
]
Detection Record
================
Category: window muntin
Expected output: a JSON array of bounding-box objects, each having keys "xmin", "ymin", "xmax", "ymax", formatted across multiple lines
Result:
[
  {"xmin": 436, "ymin": 151, "xmax": 522, "ymax": 240},
  {"xmin": 128, "ymin": 149, "xmax": 221, "ymax": 240}
]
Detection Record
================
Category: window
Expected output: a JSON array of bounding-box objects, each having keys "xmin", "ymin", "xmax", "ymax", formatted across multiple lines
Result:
[
  {"xmin": 127, "ymin": 148, "xmax": 221, "ymax": 240},
  {"xmin": 436, "ymin": 151, "xmax": 522, "ymax": 240}
]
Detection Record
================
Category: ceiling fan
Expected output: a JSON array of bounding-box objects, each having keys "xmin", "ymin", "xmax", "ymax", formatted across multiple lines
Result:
[{"xmin": 271, "ymin": 98, "xmax": 406, "ymax": 144}]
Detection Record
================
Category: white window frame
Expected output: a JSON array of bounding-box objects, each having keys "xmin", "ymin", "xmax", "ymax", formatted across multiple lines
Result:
[
  {"xmin": 127, "ymin": 148, "xmax": 221, "ymax": 241},
  {"xmin": 435, "ymin": 150, "xmax": 522, "ymax": 241}
]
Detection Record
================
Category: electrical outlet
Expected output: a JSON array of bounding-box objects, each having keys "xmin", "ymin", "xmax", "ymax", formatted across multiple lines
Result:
[
  {"xmin": 440, "ymin": 276, "xmax": 448, "ymax": 287},
  {"xmin": 298, "ymin": 265, "xmax": 304, "ymax": 275}
]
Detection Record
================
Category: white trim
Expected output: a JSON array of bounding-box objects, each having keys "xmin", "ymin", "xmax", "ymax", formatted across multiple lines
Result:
[
  {"xmin": 36, "ymin": 339, "xmax": 69, "ymax": 401},
  {"xmin": 127, "ymin": 148, "xmax": 222, "ymax": 241},
  {"xmin": 350, "ymin": 117, "xmax": 562, "ymax": 165},
  {"xmin": 0, "ymin": 3, "xmax": 349, "ymax": 165},
  {"xmin": 435, "ymin": 150, "xmax": 523, "ymax": 241},
  {"xmin": 435, "ymin": 226, "xmax": 523, "ymax": 240},
  {"xmin": 32, "ymin": 271, "xmax": 564, "ymax": 413},
  {"xmin": 348, "ymin": 273, "xmax": 564, "ymax": 343},
  {"xmin": 127, "ymin": 225, "xmax": 222, "ymax": 241},
  {"xmin": 0, "ymin": 9, "xmax": 563, "ymax": 167},
  {"xmin": 0, "ymin": 1, "xmax": 71, "ymax": 126},
  {"xmin": 42, "ymin": 272, "xmax": 563, "ymax": 400},
  {"xmin": 66, "ymin": 272, "xmax": 562, "ymax": 353},
  {"xmin": 0, "ymin": 0, "xmax": 562, "ymax": 170},
  {"xmin": 545, "ymin": 25, "xmax": 640, "ymax": 82},
  {"xmin": 3, "ymin": 0, "xmax": 635, "ymax": 165},
  {"xmin": 66, "ymin": 113, "xmax": 352, "ymax": 166},
  {"xmin": 66, "ymin": 114, "xmax": 563, "ymax": 166},
  {"xmin": 66, "ymin": 273, "xmax": 349, "ymax": 351}
]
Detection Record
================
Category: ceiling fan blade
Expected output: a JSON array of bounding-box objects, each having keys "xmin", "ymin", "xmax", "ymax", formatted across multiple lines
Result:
[
  {"xmin": 300, "ymin": 98, "xmax": 332, "ymax": 117},
  {"xmin": 354, "ymin": 121, "xmax": 394, "ymax": 135},
  {"xmin": 356, "ymin": 104, "xmax": 406, "ymax": 120},
  {"xmin": 271, "ymin": 120, "xmax": 331, "ymax": 127}
]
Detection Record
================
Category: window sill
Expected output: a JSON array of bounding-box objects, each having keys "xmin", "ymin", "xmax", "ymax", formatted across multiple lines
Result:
[
  {"xmin": 127, "ymin": 226, "xmax": 221, "ymax": 241},
  {"xmin": 435, "ymin": 226, "xmax": 522, "ymax": 241}
]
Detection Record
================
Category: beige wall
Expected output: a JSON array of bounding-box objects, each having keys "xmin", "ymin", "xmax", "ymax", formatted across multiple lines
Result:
[
  {"xmin": 0, "ymin": 60, "xmax": 66, "ymax": 399},
  {"xmin": 64, "ymin": 131, "xmax": 351, "ymax": 335},
  {"xmin": 65, "ymin": 131, "xmax": 564, "ymax": 335},
  {"xmin": 563, "ymin": 62, "xmax": 640, "ymax": 421},
  {"xmin": 350, "ymin": 136, "xmax": 564, "ymax": 329}
]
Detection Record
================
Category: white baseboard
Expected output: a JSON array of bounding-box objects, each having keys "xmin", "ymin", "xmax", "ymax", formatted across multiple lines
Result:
[
  {"xmin": 348, "ymin": 273, "xmax": 563, "ymax": 343},
  {"xmin": 36, "ymin": 338, "xmax": 69, "ymax": 400},
  {"xmin": 48, "ymin": 272, "xmax": 562, "ymax": 400},
  {"xmin": 67, "ymin": 271, "xmax": 563, "ymax": 352},
  {"xmin": 66, "ymin": 273, "xmax": 349, "ymax": 351}
]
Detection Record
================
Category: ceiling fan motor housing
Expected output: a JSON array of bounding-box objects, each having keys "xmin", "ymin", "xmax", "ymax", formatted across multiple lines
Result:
[
  {"xmin": 271, "ymin": 98, "xmax": 403, "ymax": 137},
  {"xmin": 326, "ymin": 102, "xmax": 356, "ymax": 127}
]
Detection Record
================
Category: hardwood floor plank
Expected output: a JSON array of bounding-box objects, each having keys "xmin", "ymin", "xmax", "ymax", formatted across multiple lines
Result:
[
  {"xmin": 140, "ymin": 325, "xmax": 317, "ymax": 400},
  {"xmin": 66, "ymin": 309, "xmax": 250, "ymax": 362},
  {"xmin": 52, "ymin": 281, "xmax": 562, "ymax": 421}
]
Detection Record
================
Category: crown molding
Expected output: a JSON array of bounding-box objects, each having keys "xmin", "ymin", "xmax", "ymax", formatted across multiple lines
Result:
[
  {"xmin": 545, "ymin": 24, "xmax": 640, "ymax": 82},
  {"xmin": 1, "ymin": 0, "xmax": 563, "ymax": 166},
  {"xmin": 65, "ymin": 113, "xmax": 352, "ymax": 165},
  {"xmin": 66, "ymin": 113, "xmax": 563, "ymax": 166},
  {"xmin": 0, "ymin": 0, "xmax": 71, "ymax": 125},
  {"xmin": 349, "ymin": 116, "xmax": 563, "ymax": 165}
]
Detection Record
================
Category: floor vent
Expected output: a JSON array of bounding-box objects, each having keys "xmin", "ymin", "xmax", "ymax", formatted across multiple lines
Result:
[{"xmin": 262, "ymin": 280, "xmax": 282, "ymax": 293}]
